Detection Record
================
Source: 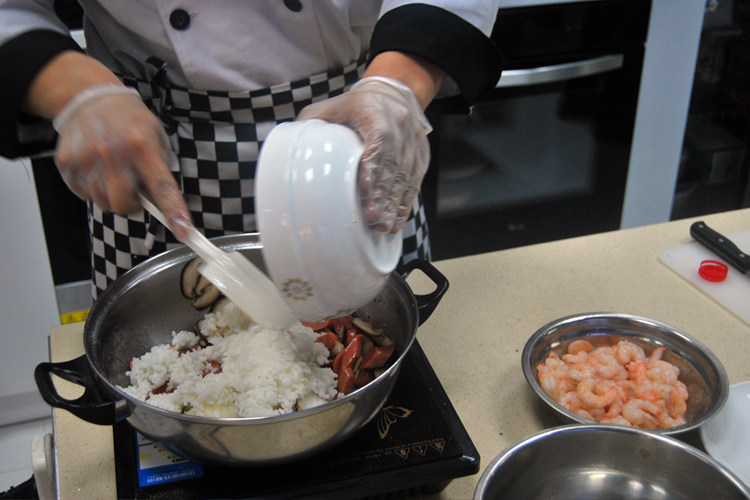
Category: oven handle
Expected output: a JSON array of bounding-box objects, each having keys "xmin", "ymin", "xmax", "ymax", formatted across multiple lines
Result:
[{"xmin": 496, "ymin": 54, "xmax": 624, "ymax": 88}]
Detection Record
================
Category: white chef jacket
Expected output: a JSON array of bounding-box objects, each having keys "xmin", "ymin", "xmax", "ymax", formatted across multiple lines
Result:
[{"xmin": 0, "ymin": 1, "xmax": 500, "ymax": 92}]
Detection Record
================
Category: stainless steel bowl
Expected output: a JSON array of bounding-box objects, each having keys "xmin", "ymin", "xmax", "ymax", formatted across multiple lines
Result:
[
  {"xmin": 474, "ymin": 425, "xmax": 750, "ymax": 499},
  {"xmin": 521, "ymin": 313, "xmax": 729, "ymax": 434}
]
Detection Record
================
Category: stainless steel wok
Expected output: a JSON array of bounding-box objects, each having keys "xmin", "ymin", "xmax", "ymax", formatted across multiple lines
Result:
[{"xmin": 35, "ymin": 234, "xmax": 448, "ymax": 466}]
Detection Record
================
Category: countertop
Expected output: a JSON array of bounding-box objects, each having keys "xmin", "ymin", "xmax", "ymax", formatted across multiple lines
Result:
[{"xmin": 48, "ymin": 208, "xmax": 750, "ymax": 499}]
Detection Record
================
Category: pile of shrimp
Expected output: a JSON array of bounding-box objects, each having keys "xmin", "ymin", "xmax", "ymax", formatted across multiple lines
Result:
[{"xmin": 536, "ymin": 338, "xmax": 688, "ymax": 429}]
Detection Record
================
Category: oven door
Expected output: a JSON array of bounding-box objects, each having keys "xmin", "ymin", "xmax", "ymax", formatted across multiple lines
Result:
[{"xmin": 422, "ymin": 1, "xmax": 650, "ymax": 260}]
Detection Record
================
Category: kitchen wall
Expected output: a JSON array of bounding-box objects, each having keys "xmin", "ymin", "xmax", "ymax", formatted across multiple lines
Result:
[{"xmin": 0, "ymin": 157, "xmax": 60, "ymax": 426}]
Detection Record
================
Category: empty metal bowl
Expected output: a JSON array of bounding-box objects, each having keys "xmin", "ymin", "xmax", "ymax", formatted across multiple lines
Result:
[
  {"xmin": 473, "ymin": 425, "xmax": 750, "ymax": 499},
  {"xmin": 522, "ymin": 313, "xmax": 729, "ymax": 434}
]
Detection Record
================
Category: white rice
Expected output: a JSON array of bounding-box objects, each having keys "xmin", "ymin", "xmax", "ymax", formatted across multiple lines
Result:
[{"xmin": 119, "ymin": 302, "xmax": 338, "ymax": 417}]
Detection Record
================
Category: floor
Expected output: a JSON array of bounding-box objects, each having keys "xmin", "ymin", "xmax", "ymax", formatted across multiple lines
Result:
[{"xmin": 0, "ymin": 416, "xmax": 52, "ymax": 494}]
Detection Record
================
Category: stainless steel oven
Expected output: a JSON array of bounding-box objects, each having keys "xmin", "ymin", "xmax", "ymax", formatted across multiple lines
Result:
[{"xmin": 422, "ymin": 0, "xmax": 652, "ymax": 260}]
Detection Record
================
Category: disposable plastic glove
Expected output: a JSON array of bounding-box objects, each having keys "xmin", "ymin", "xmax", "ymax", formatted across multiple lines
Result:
[
  {"xmin": 53, "ymin": 85, "xmax": 191, "ymax": 238},
  {"xmin": 297, "ymin": 76, "xmax": 432, "ymax": 234}
]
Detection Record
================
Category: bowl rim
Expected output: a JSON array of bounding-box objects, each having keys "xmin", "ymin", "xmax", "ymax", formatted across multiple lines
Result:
[
  {"xmin": 473, "ymin": 423, "xmax": 750, "ymax": 500},
  {"xmin": 521, "ymin": 311, "xmax": 730, "ymax": 435}
]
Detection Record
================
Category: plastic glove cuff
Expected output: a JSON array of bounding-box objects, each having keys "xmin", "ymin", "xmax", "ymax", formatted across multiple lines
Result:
[
  {"xmin": 52, "ymin": 84, "xmax": 141, "ymax": 132},
  {"xmin": 351, "ymin": 76, "xmax": 432, "ymax": 134}
]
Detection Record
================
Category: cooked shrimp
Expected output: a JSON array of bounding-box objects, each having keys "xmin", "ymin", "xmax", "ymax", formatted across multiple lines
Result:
[
  {"xmin": 648, "ymin": 382, "xmax": 673, "ymax": 401},
  {"xmin": 568, "ymin": 363, "xmax": 598, "ymax": 382},
  {"xmin": 537, "ymin": 338, "xmax": 689, "ymax": 430},
  {"xmin": 672, "ymin": 379, "xmax": 689, "ymax": 400},
  {"xmin": 538, "ymin": 352, "xmax": 568, "ymax": 375},
  {"xmin": 615, "ymin": 340, "xmax": 646, "ymax": 365},
  {"xmin": 666, "ymin": 383, "xmax": 688, "ymax": 419},
  {"xmin": 648, "ymin": 346, "xmax": 666, "ymax": 365},
  {"xmin": 657, "ymin": 412, "xmax": 686, "ymax": 428},
  {"xmin": 577, "ymin": 377, "xmax": 618, "ymax": 409},
  {"xmin": 597, "ymin": 379, "xmax": 629, "ymax": 404},
  {"xmin": 538, "ymin": 353, "xmax": 573, "ymax": 400},
  {"xmin": 559, "ymin": 391, "xmax": 584, "ymax": 412},
  {"xmin": 568, "ymin": 339, "xmax": 593, "ymax": 355},
  {"xmin": 622, "ymin": 398, "xmax": 662, "ymax": 429},
  {"xmin": 539, "ymin": 372, "xmax": 560, "ymax": 399},
  {"xmin": 592, "ymin": 348, "xmax": 628, "ymax": 380},
  {"xmin": 646, "ymin": 362, "xmax": 679, "ymax": 384},
  {"xmin": 557, "ymin": 378, "xmax": 576, "ymax": 395},
  {"xmin": 562, "ymin": 351, "xmax": 588, "ymax": 364},
  {"xmin": 604, "ymin": 397, "xmax": 624, "ymax": 419},
  {"xmin": 576, "ymin": 409, "xmax": 595, "ymax": 420},
  {"xmin": 600, "ymin": 415, "xmax": 631, "ymax": 426},
  {"xmin": 589, "ymin": 407, "xmax": 606, "ymax": 421}
]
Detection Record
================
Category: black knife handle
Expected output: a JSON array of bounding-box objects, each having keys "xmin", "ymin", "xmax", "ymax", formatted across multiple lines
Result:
[{"xmin": 690, "ymin": 221, "xmax": 750, "ymax": 274}]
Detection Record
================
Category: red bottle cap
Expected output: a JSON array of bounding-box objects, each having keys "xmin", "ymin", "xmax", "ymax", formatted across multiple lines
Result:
[{"xmin": 698, "ymin": 260, "xmax": 728, "ymax": 282}]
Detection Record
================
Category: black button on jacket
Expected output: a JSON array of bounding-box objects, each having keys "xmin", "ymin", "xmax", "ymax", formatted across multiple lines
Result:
[{"xmin": 169, "ymin": 9, "xmax": 191, "ymax": 30}]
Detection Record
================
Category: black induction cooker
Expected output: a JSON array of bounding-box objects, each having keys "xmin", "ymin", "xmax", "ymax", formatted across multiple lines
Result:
[{"xmin": 112, "ymin": 341, "xmax": 480, "ymax": 499}]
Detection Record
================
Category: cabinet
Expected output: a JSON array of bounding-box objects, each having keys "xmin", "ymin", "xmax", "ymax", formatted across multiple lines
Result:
[{"xmin": 0, "ymin": 157, "xmax": 60, "ymax": 425}]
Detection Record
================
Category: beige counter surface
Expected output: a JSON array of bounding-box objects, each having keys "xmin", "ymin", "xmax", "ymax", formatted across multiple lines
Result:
[{"xmin": 49, "ymin": 209, "xmax": 750, "ymax": 499}]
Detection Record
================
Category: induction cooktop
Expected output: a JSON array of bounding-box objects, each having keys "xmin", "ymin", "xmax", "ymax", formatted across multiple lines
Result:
[{"xmin": 112, "ymin": 341, "xmax": 480, "ymax": 499}]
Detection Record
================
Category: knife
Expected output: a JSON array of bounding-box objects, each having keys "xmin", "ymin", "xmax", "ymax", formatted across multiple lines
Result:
[{"xmin": 690, "ymin": 221, "xmax": 750, "ymax": 275}]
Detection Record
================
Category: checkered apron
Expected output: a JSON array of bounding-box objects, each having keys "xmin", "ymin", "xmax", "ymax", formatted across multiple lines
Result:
[{"xmin": 89, "ymin": 57, "xmax": 430, "ymax": 298}]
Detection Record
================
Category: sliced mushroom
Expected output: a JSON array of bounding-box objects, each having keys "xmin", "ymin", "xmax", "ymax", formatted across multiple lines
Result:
[
  {"xmin": 329, "ymin": 341, "xmax": 344, "ymax": 357},
  {"xmin": 180, "ymin": 257, "xmax": 203, "ymax": 298},
  {"xmin": 192, "ymin": 282, "xmax": 222, "ymax": 309},
  {"xmin": 352, "ymin": 356, "xmax": 363, "ymax": 376},
  {"xmin": 334, "ymin": 323, "xmax": 346, "ymax": 342},
  {"xmin": 189, "ymin": 326, "xmax": 211, "ymax": 348},
  {"xmin": 197, "ymin": 334, "xmax": 211, "ymax": 348},
  {"xmin": 361, "ymin": 335, "xmax": 374, "ymax": 356},
  {"xmin": 182, "ymin": 258, "xmax": 225, "ymax": 309},
  {"xmin": 352, "ymin": 317, "xmax": 383, "ymax": 337},
  {"xmin": 210, "ymin": 296, "xmax": 232, "ymax": 314},
  {"xmin": 194, "ymin": 274, "xmax": 212, "ymax": 296},
  {"xmin": 370, "ymin": 335, "xmax": 394, "ymax": 348}
]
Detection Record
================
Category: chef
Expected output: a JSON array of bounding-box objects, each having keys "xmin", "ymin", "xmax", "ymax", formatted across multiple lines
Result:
[{"xmin": 0, "ymin": 1, "xmax": 502, "ymax": 298}]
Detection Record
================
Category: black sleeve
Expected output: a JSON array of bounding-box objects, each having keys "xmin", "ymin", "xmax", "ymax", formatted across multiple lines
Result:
[
  {"xmin": 369, "ymin": 3, "xmax": 502, "ymax": 113},
  {"xmin": 0, "ymin": 29, "xmax": 83, "ymax": 159}
]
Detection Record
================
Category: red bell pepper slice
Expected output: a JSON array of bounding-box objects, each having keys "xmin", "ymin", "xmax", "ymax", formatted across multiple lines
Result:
[
  {"xmin": 360, "ymin": 345, "xmax": 394, "ymax": 370},
  {"xmin": 202, "ymin": 360, "xmax": 221, "ymax": 377},
  {"xmin": 315, "ymin": 330, "xmax": 339, "ymax": 350},
  {"xmin": 301, "ymin": 319, "xmax": 332, "ymax": 332},
  {"xmin": 338, "ymin": 366, "xmax": 357, "ymax": 394},
  {"xmin": 152, "ymin": 382, "xmax": 173, "ymax": 395},
  {"xmin": 354, "ymin": 369, "xmax": 374, "ymax": 389},
  {"xmin": 340, "ymin": 334, "xmax": 363, "ymax": 368}
]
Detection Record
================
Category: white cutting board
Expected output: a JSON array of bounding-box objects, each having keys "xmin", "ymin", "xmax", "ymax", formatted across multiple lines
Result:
[{"xmin": 659, "ymin": 229, "xmax": 750, "ymax": 326}]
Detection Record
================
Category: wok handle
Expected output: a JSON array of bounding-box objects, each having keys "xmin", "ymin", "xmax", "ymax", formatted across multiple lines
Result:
[
  {"xmin": 34, "ymin": 355, "xmax": 128, "ymax": 425},
  {"xmin": 398, "ymin": 259, "xmax": 449, "ymax": 325}
]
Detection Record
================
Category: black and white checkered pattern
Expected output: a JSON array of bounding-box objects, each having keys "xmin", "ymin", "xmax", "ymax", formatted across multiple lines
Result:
[{"xmin": 89, "ymin": 57, "xmax": 430, "ymax": 298}]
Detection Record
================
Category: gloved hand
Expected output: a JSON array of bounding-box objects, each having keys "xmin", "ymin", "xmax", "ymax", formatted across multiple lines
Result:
[
  {"xmin": 297, "ymin": 76, "xmax": 432, "ymax": 234},
  {"xmin": 53, "ymin": 84, "xmax": 191, "ymax": 238}
]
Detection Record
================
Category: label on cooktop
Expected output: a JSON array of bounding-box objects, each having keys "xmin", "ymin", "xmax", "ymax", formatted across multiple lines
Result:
[{"xmin": 135, "ymin": 432, "xmax": 204, "ymax": 487}]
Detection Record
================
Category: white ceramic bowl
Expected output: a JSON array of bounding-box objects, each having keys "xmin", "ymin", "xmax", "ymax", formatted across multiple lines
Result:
[
  {"xmin": 255, "ymin": 119, "xmax": 402, "ymax": 321},
  {"xmin": 700, "ymin": 380, "xmax": 750, "ymax": 487}
]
